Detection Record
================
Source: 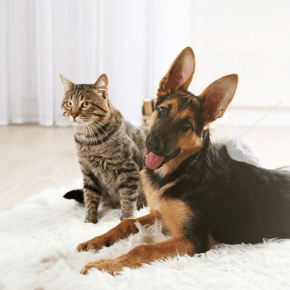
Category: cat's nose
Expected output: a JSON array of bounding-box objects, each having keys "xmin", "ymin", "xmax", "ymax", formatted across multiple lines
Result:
[{"xmin": 71, "ymin": 109, "xmax": 79, "ymax": 119}]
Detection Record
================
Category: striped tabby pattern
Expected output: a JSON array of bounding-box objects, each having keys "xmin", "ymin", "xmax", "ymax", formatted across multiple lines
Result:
[{"xmin": 60, "ymin": 74, "xmax": 147, "ymax": 223}]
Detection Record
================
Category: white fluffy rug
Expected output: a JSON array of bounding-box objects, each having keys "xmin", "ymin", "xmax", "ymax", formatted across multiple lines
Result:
[{"xmin": 1, "ymin": 180, "xmax": 290, "ymax": 290}]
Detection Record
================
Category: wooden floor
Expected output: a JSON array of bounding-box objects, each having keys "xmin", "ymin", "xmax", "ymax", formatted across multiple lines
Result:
[
  {"xmin": 0, "ymin": 124, "xmax": 289, "ymax": 210},
  {"xmin": 0, "ymin": 125, "xmax": 81, "ymax": 210}
]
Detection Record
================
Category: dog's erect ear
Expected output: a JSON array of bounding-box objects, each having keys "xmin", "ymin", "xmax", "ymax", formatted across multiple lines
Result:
[
  {"xmin": 157, "ymin": 47, "xmax": 195, "ymax": 98},
  {"xmin": 92, "ymin": 74, "xmax": 108, "ymax": 99},
  {"xmin": 60, "ymin": 74, "xmax": 74, "ymax": 93},
  {"xmin": 200, "ymin": 74, "xmax": 238, "ymax": 124}
]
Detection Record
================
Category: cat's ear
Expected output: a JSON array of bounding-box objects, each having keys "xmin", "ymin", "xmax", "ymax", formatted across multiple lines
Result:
[
  {"xmin": 60, "ymin": 74, "xmax": 74, "ymax": 93},
  {"xmin": 200, "ymin": 74, "xmax": 238, "ymax": 125},
  {"xmin": 157, "ymin": 47, "xmax": 195, "ymax": 98},
  {"xmin": 92, "ymin": 74, "xmax": 108, "ymax": 99}
]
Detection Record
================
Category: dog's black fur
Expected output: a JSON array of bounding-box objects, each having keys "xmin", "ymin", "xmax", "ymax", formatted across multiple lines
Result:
[
  {"xmin": 145, "ymin": 85, "xmax": 290, "ymax": 253},
  {"xmin": 75, "ymin": 47, "xmax": 290, "ymax": 275}
]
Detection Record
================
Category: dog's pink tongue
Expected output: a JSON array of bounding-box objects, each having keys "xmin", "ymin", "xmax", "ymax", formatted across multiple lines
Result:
[{"xmin": 145, "ymin": 152, "xmax": 164, "ymax": 170}]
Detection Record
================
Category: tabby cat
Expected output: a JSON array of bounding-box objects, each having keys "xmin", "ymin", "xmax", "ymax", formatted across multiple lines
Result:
[{"xmin": 60, "ymin": 74, "xmax": 147, "ymax": 223}]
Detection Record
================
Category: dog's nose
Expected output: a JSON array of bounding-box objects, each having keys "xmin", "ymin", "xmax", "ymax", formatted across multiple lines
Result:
[{"xmin": 146, "ymin": 135, "xmax": 165, "ymax": 154}]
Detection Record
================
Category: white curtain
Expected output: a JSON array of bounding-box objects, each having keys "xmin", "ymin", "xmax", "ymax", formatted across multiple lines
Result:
[
  {"xmin": 0, "ymin": 0, "xmax": 192, "ymax": 126},
  {"xmin": 2, "ymin": 0, "xmax": 289, "ymax": 127}
]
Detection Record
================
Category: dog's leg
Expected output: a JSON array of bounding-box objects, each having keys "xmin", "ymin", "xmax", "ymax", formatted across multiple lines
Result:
[
  {"xmin": 77, "ymin": 211, "xmax": 160, "ymax": 251},
  {"xmin": 81, "ymin": 237, "xmax": 195, "ymax": 275}
]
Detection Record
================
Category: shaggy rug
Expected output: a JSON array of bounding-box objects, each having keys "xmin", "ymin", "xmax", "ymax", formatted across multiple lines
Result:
[{"xmin": 1, "ymin": 180, "xmax": 290, "ymax": 290}]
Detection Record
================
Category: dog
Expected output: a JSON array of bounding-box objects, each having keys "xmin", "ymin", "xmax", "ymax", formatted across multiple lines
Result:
[{"xmin": 77, "ymin": 47, "xmax": 290, "ymax": 275}]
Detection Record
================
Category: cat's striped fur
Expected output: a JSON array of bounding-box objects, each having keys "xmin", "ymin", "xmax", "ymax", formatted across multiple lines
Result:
[{"xmin": 60, "ymin": 74, "xmax": 147, "ymax": 223}]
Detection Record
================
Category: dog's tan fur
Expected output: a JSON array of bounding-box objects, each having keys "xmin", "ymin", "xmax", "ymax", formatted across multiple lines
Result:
[{"xmin": 78, "ymin": 47, "xmax": 238, "ymax": 275}]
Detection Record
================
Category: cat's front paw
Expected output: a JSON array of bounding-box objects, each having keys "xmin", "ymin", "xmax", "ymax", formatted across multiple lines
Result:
[
  {"xmin": 120, "ymin": 214, "xmax": 132, "ymax": 221},
  {"xmin": 84, "ymin": 216, "xmax": 98, "ymax": 224}
]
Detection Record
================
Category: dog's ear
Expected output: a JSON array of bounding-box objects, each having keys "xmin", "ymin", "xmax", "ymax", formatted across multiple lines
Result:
[
  {"xmin": 60, "ymin": 74, "xmax": 74, "ymax": 93},
  {"xmin": 157, "ymin": 47, "xmax": 195, "ymax": 98},
  {"xmin": 200, "ymin": 74, "xmax": 238, "ymax": 124},
  {"xmin": 92, "ymin": 74, "xmax": 108, "ymax": 99}
]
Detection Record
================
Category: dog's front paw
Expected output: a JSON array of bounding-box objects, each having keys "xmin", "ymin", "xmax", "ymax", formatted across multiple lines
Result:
[
  {"xmin": 77, "ymin": 236, "xmax": 110, "ymax": 252},
  {"xmin": 80, "ymin": 259, "xmax": 123, "ymax": 275}
]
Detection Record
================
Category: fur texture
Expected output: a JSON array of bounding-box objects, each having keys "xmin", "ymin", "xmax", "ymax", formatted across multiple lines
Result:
[
  {"xmin": 76, "ymin": 47, "xmax": 290, "ymax": 275},
  {"xmin": 60, "ymin": 74, "xmax": 147, "ymax": 223},
  {"xmin": 1, "ymin": 181, "xmax": 290, "ymax": 290}
]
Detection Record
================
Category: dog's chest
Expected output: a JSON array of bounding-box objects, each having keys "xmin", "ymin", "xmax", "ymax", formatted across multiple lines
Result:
[
  {"xmin": 146, "ymin": 188, "xmax": 161, "ymax": 212},
  {"xmin": 141, "ymin": 170, "xmax": 193, "ymax": 237},
  {"xmin": 140, "ymin": 171, "xmax": 163, "ymax": 212}
]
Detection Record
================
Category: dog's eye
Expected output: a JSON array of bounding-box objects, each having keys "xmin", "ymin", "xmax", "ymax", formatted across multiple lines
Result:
[
  {"xmin": 66, "ymin": 101, "xmax": 72, "ymax": 107},
  {"xmin": 157, "ymin": 107, "xmax": 166, "ymax": 115},
  {"xmin": 82, "ymin": 102, "xmax": 90, "ymax": 108},
  {"xmin": 182, "ymin": 121, "xmax": 192, "ymax": 131}
]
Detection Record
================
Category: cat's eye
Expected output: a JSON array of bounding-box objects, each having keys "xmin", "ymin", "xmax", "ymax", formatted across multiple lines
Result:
[
  {"xmin": 66, "ymin": 101, "xmax": 72, "ymax": 107},
  {"xmin": 82, "ymin": 102, "xmax": 90, "ymax": 108}
]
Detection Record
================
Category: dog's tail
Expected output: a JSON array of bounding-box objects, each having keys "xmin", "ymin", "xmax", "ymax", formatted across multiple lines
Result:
[{"xmin": 63, "ymin": 189, "xmax": 84, "ymax": 203}]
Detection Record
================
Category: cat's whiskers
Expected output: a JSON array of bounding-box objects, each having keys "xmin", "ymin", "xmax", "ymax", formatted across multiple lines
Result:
[
  {"xmin": 93, "ymin": 122, "xmax": 111, "ymax": 141},
  {"xmin": 96, "ymin": 121, "xmax": 108, "ymax": 131},
  {"xmin": 98, "ymin": 120, "xmax": 116, "ymax": 141},
  {"xmin": 83, "ymin": 123, "xmax": 92, "ymax": 143},
  {"xmin": 85, "ymin": 121, "xmax": 98, "ymax": 144},
  {"xmin": 77, "ymin": 117, "xmax": 91, "ymax": 134},
  {"xmin": 88, "ymin": 122, "xmax": 104, "ymax": 146},
  {"xmin": 93, "ymin": 124, "xmax": 108, "ymax": 146},
  {"xmin": 86, "ymin": 123, "xmax": 96, "ymax": 144},
  {"xmin": 60, "ymin": 75, "xmax": 147, "ymax": 223},
  {"xmin": 87, "ymin": 124, "xmax": 97, "ymax": 142},
  {"xmin": 52, "ymin": 120, "xmax": 70, "ymax": 141}
]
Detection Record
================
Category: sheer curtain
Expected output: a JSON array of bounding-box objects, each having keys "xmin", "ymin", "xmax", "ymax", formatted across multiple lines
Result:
[
  {"xmin": 2, "ymin": 0, "xmax": 289, "ymax": 127},
  {"xmin": 0, "ymin": 0, "xmax": 192, "ymax": 126}
]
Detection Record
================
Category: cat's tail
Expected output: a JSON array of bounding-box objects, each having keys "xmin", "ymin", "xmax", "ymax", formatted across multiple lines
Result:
[{"xmin": 63, "ymin": 189, "xmax": 84, "ymax": 203}]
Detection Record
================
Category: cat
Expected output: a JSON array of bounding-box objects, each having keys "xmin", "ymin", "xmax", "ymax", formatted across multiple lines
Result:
[{"xmin": 60, "ymin": 74, "xmax": 147, "ymax": 223}]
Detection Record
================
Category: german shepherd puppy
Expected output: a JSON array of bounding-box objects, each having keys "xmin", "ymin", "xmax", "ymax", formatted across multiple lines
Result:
[{"xmin": 77, "ymin": 47, "xmax": 290, "ymax": 275}]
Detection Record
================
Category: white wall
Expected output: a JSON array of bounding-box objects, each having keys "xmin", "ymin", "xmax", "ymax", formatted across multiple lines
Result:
[
  {"xmin": 189, "ymin": 0, "xmax": 290, "ymax": 126},
  {"xmin": 1, "ymin": 0, "xmax": 289, "ymax": 126}
]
